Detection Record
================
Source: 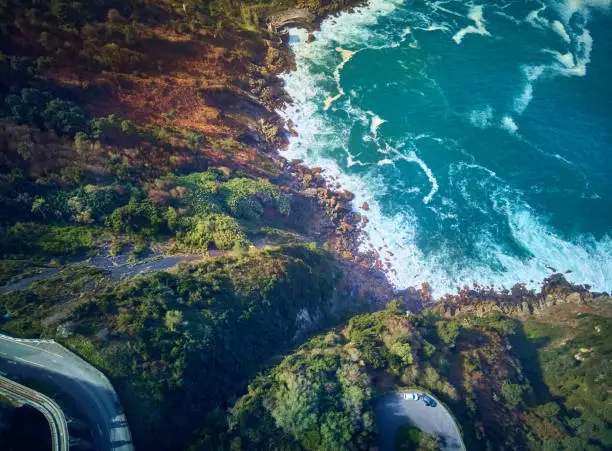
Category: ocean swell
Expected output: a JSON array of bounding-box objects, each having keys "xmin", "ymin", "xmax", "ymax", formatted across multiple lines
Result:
[{"xmin": 279, "ymin": 0, "xmax": 612, "ymax": 297}]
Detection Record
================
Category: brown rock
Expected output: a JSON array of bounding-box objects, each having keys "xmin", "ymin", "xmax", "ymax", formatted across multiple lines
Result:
[
  {"xmin": 342, "ymin": 190, "xmax": 355, "ymax": 201},
  {"xmin": 339, "ymin": 221, "xmax": 354, "ymax": 233},
  {"xmin": 361, "ymin": 202, "xmax": 369, "ymax": 211}
]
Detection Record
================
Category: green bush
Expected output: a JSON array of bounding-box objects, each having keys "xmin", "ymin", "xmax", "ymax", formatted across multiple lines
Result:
[
  {"xmin": 395, "ymin": 425, "xmax": 440, "ymax": 450},
  {"xmin": 221, "ymin": 177, "xmax": 291, "ymax": 220},
  {"xmin": 36, "ymin": 225, "xmax": 101, "ymax": 256},
  {"xmin": 177, "ymin": 214, "xmax": 249, "ymax": 250},
  {"xmin": 4, "ymin": 88, "xmax": 88, "ymax": 137},
  {"xmin": 106, "ymin": 199, "xmax": 165, "ymax": 236}
]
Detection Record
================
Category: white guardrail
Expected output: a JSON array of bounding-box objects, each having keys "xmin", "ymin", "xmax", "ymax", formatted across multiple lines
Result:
[
  {"xmin": 0, "ymin": 333, "xmax": 134, "ymax": 451},
  {"xmin": 0, "ymin": 375, "xmax": 70, "ymax": 451}
]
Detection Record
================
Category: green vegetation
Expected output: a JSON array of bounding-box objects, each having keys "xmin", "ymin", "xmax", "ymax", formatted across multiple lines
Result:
[
  {"xmin": 0, "ymin": 2, "xmax": 354, "ymax": 447},
  {"xmin": 2, "ymin": 2, "xmax": 610, "ymax": 451},
  {"xmin": 395, "ymin": 425, "xmax": 440, "ymax": 451},
  {"xmin": 219, "ymin": 298, "xmax": 612, "ymax": 450},
  {"xmin": 224, "ymin": 330, "xmax": 375, "ymax": 450},
  {"xmin": 0, "ymin": 244, "xmax": 346, "ymax": 449}
]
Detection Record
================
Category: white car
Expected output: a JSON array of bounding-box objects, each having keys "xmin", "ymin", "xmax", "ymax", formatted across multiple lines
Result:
[{"xmin": 403, "ymin": 393, "xmax": 419, "ymax": 401}]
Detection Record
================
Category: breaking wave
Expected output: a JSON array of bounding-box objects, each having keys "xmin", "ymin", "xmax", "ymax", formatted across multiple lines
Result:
[{"xmin": 279, "ymin": 0, "xmax": 612, "ymax": 297}]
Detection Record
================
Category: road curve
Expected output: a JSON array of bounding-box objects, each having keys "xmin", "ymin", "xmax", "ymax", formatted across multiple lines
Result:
[
  {"xmin": 376, "ymin": 390, "xmax": 466, "ymax": 451},
  {"xmin": 0, "ymin": 333, "xmax": 134, "ymax": 451},
  {"xmin": 0, "ymin": 375, "xmax": 70, "ymax": 451}
]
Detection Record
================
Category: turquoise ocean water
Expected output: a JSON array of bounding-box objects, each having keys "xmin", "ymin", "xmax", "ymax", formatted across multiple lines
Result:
[{"xmin": 280, "ymin": 0, "xmax": 612, "ymax": 297}]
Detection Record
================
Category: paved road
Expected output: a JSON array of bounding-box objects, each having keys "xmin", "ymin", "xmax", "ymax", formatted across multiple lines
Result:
[
  {"xmin": 376, "ymin": 390, "xmax": 465, "ymax": 451},
  {"xmin": 0, "ymin": 375, "xmax": 70, "ymax": 451},
  {"xmin": 0, "ymin": 334, "xmax": 134, "ymax": 451}
]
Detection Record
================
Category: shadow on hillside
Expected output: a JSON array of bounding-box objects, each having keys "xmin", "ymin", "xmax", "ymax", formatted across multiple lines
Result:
[{"xmin": 510, "ymin": 323, "xmax": 553, "ymax": 405}]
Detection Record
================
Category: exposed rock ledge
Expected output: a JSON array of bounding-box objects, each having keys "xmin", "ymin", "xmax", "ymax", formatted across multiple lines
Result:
[{"xmin": 432, "ymin": 274, "xmax": 607, "ymax": 319}]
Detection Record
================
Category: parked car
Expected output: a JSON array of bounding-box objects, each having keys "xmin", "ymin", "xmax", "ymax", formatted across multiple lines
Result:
[
  {"xmin": 422, "ymin": 394, "xmax": 437, "ymax": 407},
  {"xmin": 403, "ymin": 392, "xmax": 419, "ymax": 401}
]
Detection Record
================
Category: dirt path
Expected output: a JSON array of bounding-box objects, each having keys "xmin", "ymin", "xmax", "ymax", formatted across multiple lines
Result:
[
  {"xmin": 0, "ymin": 253, "xmax": 203, "ymax": 294},
  {"xmin": 0, "ymin": 240, "xmax": 284, "ymax": 294}
]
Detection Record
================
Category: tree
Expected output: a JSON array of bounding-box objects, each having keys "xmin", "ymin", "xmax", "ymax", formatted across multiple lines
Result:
[
  {"xmin": 164, "ymin": 310, "xmax": 183, "ymax": 332},
  {"xmin": 74, "ymin": 131, "xmax": 92, "ymax": 153},
  {"xmin": 390, "ymin": 341, "xmax": 413, "ymax": 365},
  {"xmin": 31, "ymin": 197, "xmax": 48, "ymax": 218},
  {"xmin": 386, "ymin": 299, "xmax": 403, "ymax": 314},
  {"xmin": 501, "ymin": 382, "xmax": 525, "ymax": 409},
  {"xmin": 42, "ymin": 98, "xmax": 88, "ymax": 136},
  {"xmin": 436, "ymin": 320, "xmax": 460, "ymax": 348}
]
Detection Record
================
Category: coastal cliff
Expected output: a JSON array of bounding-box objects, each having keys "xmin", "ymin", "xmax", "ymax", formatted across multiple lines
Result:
[{"xmin": 1, "ymin": 0, "xmax": 611, "ymax": 450}]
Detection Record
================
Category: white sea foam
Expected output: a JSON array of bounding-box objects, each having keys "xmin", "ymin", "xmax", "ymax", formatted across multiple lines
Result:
[
  {"xmin": 554, "ymin": 51, "xmax": 576, "ymax": 68},
  {"xmin": 526, "ymin": 2, "xmax": 549, "ymax": 28},
  {"xmin": 554, "ymin": 153, "xmax": 574, "ymax": 165},
  {"xmin": 541, "ymin": 28, "xmax": 592, "ymax": 77},
  {"xmin": 501, "ymin": 116, "xmax": 518, "ymax": 134},
  {"xmin": 469, "ymin": 105, "xmax": 494, "ymax": 128},
  {"xmin": 514, "ymin": 65, "xmax": 545, "ymax": 114},
  {"xmin": 324, "ymin": 47, "xmax": 359, "ymax": 110},
  {"xmin": 418, "ymin": 24, "xmax": 451, "ymax": 32},
  {"xmin": 491, "ymin": 197, "xmax": 612, "ymax": 293},
  {"xmin": 279, "ymin": 0, "xmax": 612, "ymax": 297},
  {"xmin": 551, "ymin": 20, "xmax": 571, "ymax": 42},
  {"xmin": 558, "ymin": 29, "xmax": 592, "ymax": 76},
  {"xmin": 494, "ymin": 10, "xmax": 521, "ymax": 24},
  {"xmin": 370, "ymin": 113, "xmax": 387, "ymax": 137},
  {"xmin": 556, "ymin": 0, "xmax": 612, "ymax": 24},
  {"xmin": 523, "ymin": 0, "xmax": 602, "ymax": 84},
  {"xmin": 430, "ymin": 2, "xmax": 465, "ymax": 18},
  {"xmin": 386, "ymin": 145, "xmax": 438, "ymax": 204},
  {"xmin": 452, "ymin": 5, "xmax": 491, "ymax": 44}
]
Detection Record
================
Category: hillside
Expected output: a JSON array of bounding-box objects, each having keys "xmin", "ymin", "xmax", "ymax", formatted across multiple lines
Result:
[
  {"xmin": 1, "ymin": 1, "xmax": 610, "ymax": 451},
  {"xmin": 0, "ymin": 0, "xmax": 390, "ymax": 449},
  {"xmin": 224, "ymin": 279, "xmax": 612, "ymax": 450}
]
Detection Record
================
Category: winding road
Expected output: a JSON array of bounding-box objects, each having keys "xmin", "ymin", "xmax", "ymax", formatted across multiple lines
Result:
[
  {"xmin": 0, "ymin": 375, "xmax": 69, "ymax": 451},
  {"xmin": 376, "ymin": 390, "xmax": 465, "ymax": 451},
  {"xmin": 0, "ymin": 334, "xmax": 134, "ymax": 451}
]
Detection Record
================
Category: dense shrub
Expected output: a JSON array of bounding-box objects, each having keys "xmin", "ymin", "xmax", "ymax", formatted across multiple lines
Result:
[
  {"xmin": 4, "ymin": 88, "xmax": 88, "ymax": 137},
  {"xmin": 221, "ymin": 177, "xmax": 291, "ymax": 220},
  {"xmin": 177, "ymin": 213, "xmax": 249, "ymax": 250},
  {"xmin": 36, "ymin": 225, "xmax": 102, "ymax": 256},
  {"xmin": 106, "ymin": 199, "xmax": 165, "ymax": 236}
]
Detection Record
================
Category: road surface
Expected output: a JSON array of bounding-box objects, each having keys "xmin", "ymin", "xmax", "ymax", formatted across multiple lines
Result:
[
  {"xmin": 0, "ymin": 375, "xmax": 70, "ymax": 451},
  {"xmin": 376, "ymin": 390, "xmax": 465, "ymax": 451},
  {"xmin": 0, "ymin": 334, "xmax": 134, "ymax": 451}
]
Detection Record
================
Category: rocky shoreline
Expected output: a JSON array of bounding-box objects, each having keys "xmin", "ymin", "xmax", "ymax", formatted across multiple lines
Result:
[
  {"xmin": 256, "ymin": 4, "xmax": 608, "ymax": 311},
  {"xmin": 243, "ymin": 3, "xmax": 407, "ymax": 308}
]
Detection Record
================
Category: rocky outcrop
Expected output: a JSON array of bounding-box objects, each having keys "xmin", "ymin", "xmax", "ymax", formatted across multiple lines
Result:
[
  {"xmin": 433, "ymin": 274, "xmax": 600, "ymax": 319},
  {"xmin": 267, "ymin": 8, "xmax": 315, "ymax": 31}
]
